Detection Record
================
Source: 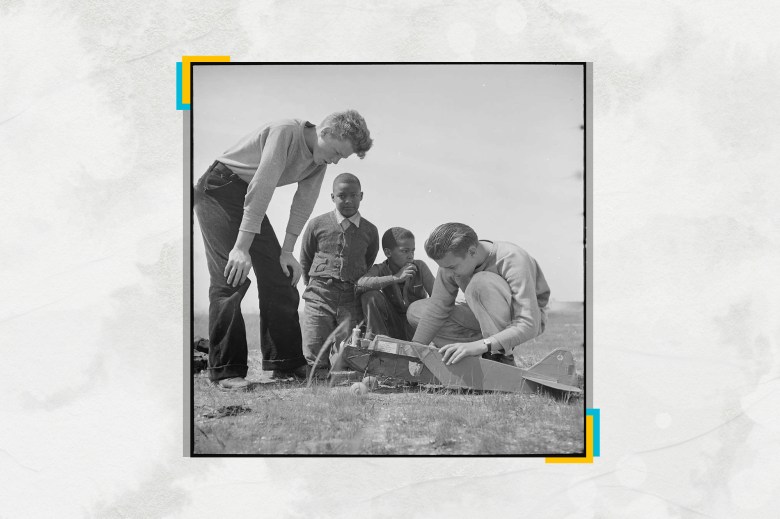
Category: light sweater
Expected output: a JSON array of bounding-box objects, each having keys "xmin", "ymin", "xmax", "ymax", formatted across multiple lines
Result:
[
  {"xmin": 217, "ymin": 119, "xmax": 326, "ymax": 236},
  {"xmin": 412, "ymin": 241, "xmax": 551, "ymax": 354}
]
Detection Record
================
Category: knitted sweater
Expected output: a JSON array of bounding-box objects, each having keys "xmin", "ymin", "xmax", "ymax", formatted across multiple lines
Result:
[
  {"xmin": 412, "ymin": 241, "xmax": 551, "ymax": 354},
  {"xmin": 300, "ymin": 211, "xmax": 379, "ymax": 284},
  {"xmin": 217, "ymin": 119, "xmax": 326, "ymax": 236}
]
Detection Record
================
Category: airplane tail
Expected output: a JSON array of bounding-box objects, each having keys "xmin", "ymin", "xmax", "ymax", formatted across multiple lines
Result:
[{"xmin": 522, "ymin": 349, "xmax": 581, "ymax": 393}]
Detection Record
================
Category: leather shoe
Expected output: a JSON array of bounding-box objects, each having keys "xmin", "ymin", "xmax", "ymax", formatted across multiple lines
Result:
[{"xmin": 213, "ymin": 377, "xmax": 250, "ymax": 390}]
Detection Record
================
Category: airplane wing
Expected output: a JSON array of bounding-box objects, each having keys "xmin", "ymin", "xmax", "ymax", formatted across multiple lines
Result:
[{"xmin": 343, "ymin": 334, "xmax": 581, "ymax": 395}]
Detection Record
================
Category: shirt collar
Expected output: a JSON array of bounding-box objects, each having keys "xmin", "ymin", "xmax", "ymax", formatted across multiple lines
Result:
[{"xmin": 334, "ymin": 209, "xmax": 361, "ymax": 228}]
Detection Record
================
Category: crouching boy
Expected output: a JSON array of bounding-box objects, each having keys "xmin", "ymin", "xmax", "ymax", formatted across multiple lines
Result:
[
  {"xmin": 299, "ymin": 173, "xmax": 379, "ymax": 376},
  {"xmin": 356, "ymin": 227, "xmax": 434, "ymax": 340},
  {"xmin": 408, "ymin": 222, "xmax": 550, "ymax": 366}
]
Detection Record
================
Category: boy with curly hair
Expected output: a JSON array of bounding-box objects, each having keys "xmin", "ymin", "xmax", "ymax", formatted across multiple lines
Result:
[{"xmin": 194, "ymin": 110, "xmax": 372, "ymax": 389}]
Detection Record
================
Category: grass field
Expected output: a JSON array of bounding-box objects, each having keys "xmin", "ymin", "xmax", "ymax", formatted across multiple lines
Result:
[{"xmin": 192, "ymin": 303, "xmax": 584, "ymax": 455}]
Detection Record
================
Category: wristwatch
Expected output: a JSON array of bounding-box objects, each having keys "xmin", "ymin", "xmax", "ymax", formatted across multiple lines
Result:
[{"xmin": 482, "ymin": 337, "xmax": 503, "ymax": 362}]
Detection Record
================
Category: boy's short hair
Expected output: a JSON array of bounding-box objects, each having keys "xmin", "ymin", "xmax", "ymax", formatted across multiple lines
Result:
[
  {"xmin": 424, "ymin": 223, "xmax": 478, "ymax": 259},
  {"xmin": 320, "ymin": 110, "xmax": 373, "ymax": 159},
  {"xmin": 382, "ymin": 227, "xmax": 415, "ymax": 251},
  {"xmin": 332, "ymin": 172, "xmax": 361, "ymax": 190}
]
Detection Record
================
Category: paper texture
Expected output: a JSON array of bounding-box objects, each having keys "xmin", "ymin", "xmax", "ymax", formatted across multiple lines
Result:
[{"xmin": 2, "ymin": 1, "xmax": 779, "ymax": 517}]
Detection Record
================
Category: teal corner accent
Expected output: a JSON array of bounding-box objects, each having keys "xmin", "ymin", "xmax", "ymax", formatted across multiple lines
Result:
[
  {"xmin": 586, "ymin": 408, "xmax": 600, "ymax": 456},
  {"xmin": 176, "ymin": 62, "xmax": 190, "ymax": 110}
]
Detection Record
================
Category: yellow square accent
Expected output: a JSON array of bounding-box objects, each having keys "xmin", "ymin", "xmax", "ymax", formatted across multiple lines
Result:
[
  {"xmin": 182, "ymin": 55, "xmax": 231, "ymax": 104},
  {"xmin": 545, "ymin": 413, "xmax": 593, "ymax": 463}
]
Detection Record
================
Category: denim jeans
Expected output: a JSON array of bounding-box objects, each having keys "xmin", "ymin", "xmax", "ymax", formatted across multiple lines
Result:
[
  {"xmin": 194, "ymin": 161, "xmax": 306, "ymax": 380},
  {"xmin": 301, "ymin": 277, "xmax": 362, "ymax": 370}
]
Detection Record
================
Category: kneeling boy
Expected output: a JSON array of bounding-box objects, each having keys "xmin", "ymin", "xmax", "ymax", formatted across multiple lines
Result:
[
  {"xmin": 299, "ymin": 173, "xmax": 379, "ymax": 375},
  {"xmin": 357, "ymin": 227, "xmax": 434, "ymax": 340}
]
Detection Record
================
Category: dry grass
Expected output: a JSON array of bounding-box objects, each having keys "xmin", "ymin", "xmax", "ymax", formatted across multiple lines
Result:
[{"xmin": 193, "ymin": 305, "xmax": 584, "ymax": 455}]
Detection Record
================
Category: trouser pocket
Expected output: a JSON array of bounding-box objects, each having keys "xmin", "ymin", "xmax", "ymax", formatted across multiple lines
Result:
[{"xmin": 197, "ymin": 161, "xmax": 245, "ymax": 194}]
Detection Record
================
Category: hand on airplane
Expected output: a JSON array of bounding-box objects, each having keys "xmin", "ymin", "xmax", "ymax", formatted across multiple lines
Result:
[{"xmin": 440, "ymin": 340, "xmax": 488, "ymax": 365}]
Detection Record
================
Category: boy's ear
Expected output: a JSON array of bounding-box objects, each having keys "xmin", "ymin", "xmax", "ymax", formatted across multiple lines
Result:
[
  {"xmin": 330, "ymin": 193, "xmax": 335, "ymax": 201},
  {"xmin": 383, "ymin": 248, "xmax": 392, "ymax": 258},
  {"xmin": 359, "ymin": 192, "xmax": 364, "ymax": 200}
]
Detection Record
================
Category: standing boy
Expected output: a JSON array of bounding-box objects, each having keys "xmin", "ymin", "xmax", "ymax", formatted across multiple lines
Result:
[
  {"xmin": 194, "ymin": 110, "xmax": 372, "ymax": 390},
  {"xmin": 357, "ymin": 227, "xmax": 434, "ymax": 340},
  {"xmin": 299, "ymin": 173, "xmax": 379, "ymax": 375},
  {"xmin": 408, "ymin": 222, "xmax": 550, "ymax": 366}
]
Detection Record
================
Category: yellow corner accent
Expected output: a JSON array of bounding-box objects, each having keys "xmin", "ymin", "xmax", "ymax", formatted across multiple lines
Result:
[
  {"xmin": 546, "ymin": 413, "xmax": 593, "ymax": 463},
  {"xmin": 181, "ymin": 55, "xmax": 231, "ymax": 104}
]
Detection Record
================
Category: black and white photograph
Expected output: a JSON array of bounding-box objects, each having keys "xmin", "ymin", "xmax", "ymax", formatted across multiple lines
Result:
[
  {"xmin": 8, "ymin": 1, "xmax": 780, "ymax": 515},
  {"xmin": 190, "ymin": 63, "xmax": 587, "ymax": 456}
]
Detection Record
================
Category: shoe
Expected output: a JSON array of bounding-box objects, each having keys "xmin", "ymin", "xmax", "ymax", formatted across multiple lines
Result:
[
  {"xmin": 310, "ymin": 366, "xmax": 330, "ymax": 380},
  {"xmin": 271, "ymin": 364, "xmax": 309, "ymax": 380},
  {"xmin": 291, "ymin": 364, "xmax": 310, "ymax": 379},
  {"xmin": 213, "ymin": 377, "xmax": 250, "ymax": 390}
]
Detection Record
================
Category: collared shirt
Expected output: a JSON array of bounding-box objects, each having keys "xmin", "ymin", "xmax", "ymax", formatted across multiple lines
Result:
[
  {"xmin": 299, "ymin": 210, "xmax": 379, "ymax": 285},
  {"xmin": 333, "ymin": 209, "xmax": 362, "ymax": 231}
]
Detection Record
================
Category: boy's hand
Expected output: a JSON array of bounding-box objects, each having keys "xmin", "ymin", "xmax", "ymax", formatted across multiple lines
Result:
[
  {"xmin": 225, "ymin": 247, "xmax": 252, "ymax": 287},
  {"xmin": 440, "ymin": 340, "xmax": 488, "ymax": 365},
  {"xmin": 280, "ymin": 251, "xmax": 302, "ymax": 286},
  {"xmin": 394, "ymin": 264, "xmax": 417, "ymax": 283}
]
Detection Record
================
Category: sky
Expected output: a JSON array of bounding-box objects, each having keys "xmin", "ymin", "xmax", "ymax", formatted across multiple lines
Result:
[{"xmin": 191, "ymin": 64, "xmax": 584, "ymax": 314}]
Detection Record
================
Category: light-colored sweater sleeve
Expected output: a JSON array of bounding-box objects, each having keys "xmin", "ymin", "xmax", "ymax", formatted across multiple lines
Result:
[
  {"xmin": 286, "ymin": 166, "xmax": 326, "ymax": 237},
  {"xmin": 240, "ymin": 127, "xmax": 292, "ymax": 234},
  {"xmin": 490, "ymin": 249, "xmax": 544, "ymax": 354},
  {"xmin": 418, "ymin": 261, "xmax": 435, "ymax": 296},
  {"xmin": 411, "ymin": 269, "xmax": 459, "ymax": 345}
]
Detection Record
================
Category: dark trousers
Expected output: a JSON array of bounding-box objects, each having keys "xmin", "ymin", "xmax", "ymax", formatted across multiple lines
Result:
[
  {"xmin": 360, "ymin": 290, "xmax": 413, "ymax": 341},
  {"xmin": 194, "ymin": 161, "xmax": 306, "ymax": 380}
]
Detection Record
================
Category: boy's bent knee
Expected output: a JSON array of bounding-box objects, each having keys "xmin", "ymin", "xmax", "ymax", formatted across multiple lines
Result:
[
  {"xmin": 406, "ymin": 299, "xmax": 429, "ymax": 327},
  {"xmin": 465, "ymin": 272, "xmax": 510, "ymax": 298},
  {"xmin": 360, "ymin": 290, "xmax": 388, "ymax": 311}
]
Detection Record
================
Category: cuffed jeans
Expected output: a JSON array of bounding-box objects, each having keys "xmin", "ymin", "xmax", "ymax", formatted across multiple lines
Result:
[
  {"xmin": 193, "ymin": 161, "xmax": 306, "ymax": 380},
  {"xmin": 407, "ymin": 271, "xmax": 540, "ymax": 364},
  {"xmin": 301, "ymin": 277, "xmax": 362, "ymax": 370}
]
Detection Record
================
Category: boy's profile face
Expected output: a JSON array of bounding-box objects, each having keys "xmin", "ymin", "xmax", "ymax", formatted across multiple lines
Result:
[
  {"xmin": 331, "ymin": 181, "xmax": 363, "ymax": 218},
  {"xmin": 314, "ymin": 134, "xmax": 354, "ymax": 166},
  {"xmin": 385, "ymin": 237, "xmax": 415, "ymax": 271},
  {"xmin": 433, "ymin": 247, "xmax": 478, "ymax": 279}
]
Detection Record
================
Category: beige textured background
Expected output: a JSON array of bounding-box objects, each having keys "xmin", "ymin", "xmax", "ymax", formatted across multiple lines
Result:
[{"xmin": 1, "ymin": 1, "xmax": 779, "ymax": 517}]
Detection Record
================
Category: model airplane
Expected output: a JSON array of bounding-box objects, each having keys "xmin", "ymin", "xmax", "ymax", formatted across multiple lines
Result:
[{"xmin": 340, "ymin": 328, "xmax": 582, "ymax": 395}]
